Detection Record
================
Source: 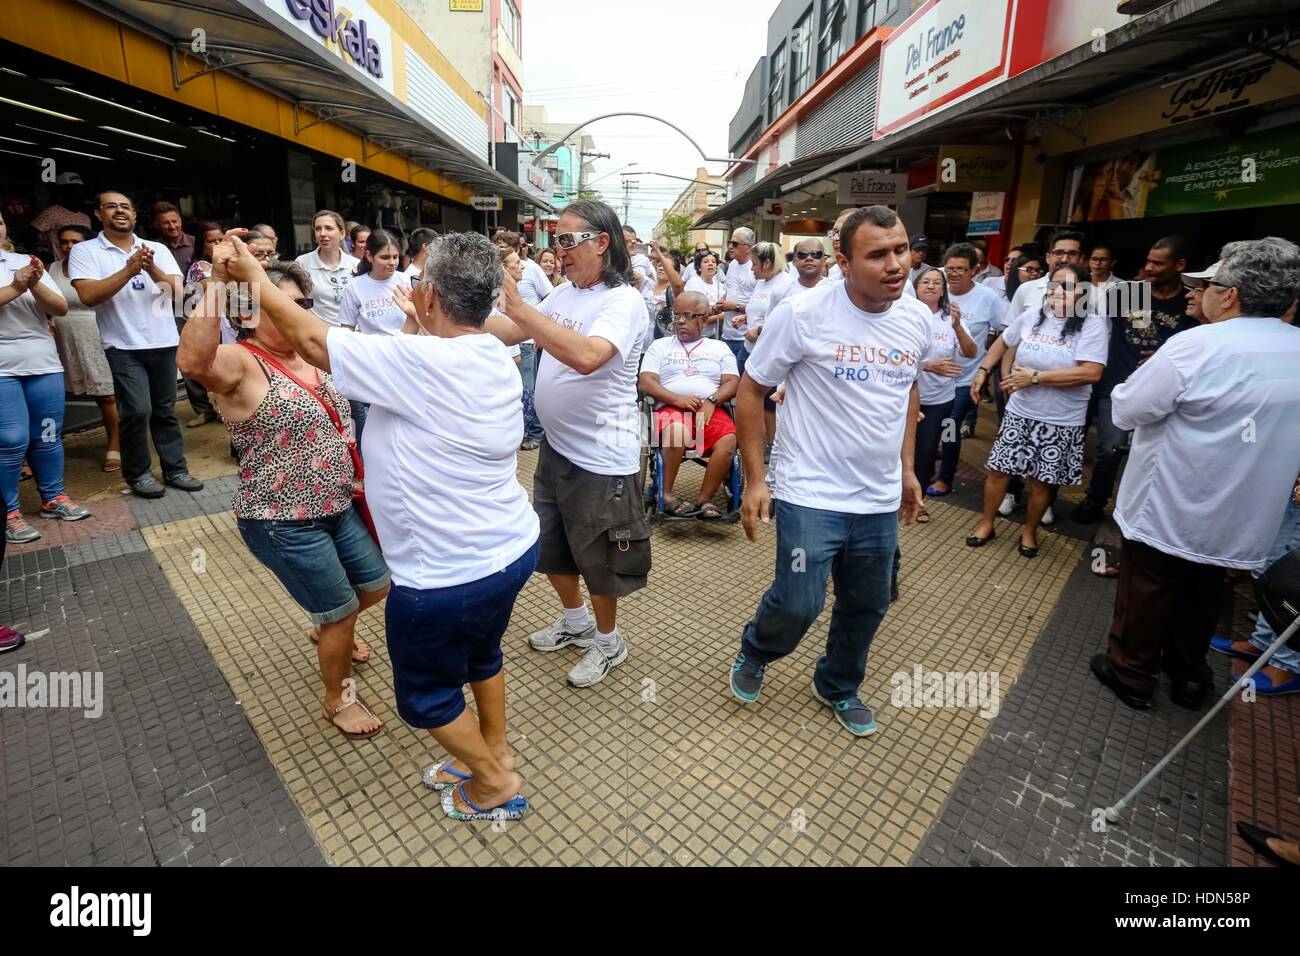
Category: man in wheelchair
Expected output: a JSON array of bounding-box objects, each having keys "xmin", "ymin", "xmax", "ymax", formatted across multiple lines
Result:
[{"xmin": 638, "ymin": 291, "xmax": 740, "ymax": 520}]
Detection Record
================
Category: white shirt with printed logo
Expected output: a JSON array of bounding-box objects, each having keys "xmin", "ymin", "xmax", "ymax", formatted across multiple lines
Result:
[
  {"xmin": 534, "ymin": 281, "xmax": 647, "ymax": 476},
  {"xmin": 721, "ymin": 257, "xmax": 755, "ymax": 342},
  {"xmin": 338, "ymin": 272, "xmax": 409, "ymax": 336},
  {"xmin": 295, "ymin": 248, "xmax": 360, "ymax": 327},
  {"xmin": 917, "ymin": 309, "xmax": 959, "ymax": 406},
  {"xmin": 745, "ymin": 281, "xmax": 931, "ymax": 514},
  {"xmin": 67, "ymin": 233, "xmax": 182, "ymax": 351},
  {"xmin": 1001, "ymin": 308, "xmax": 1110, "ymax": 426},
  {"xmin": 743, "ymin": 271, "xmax": 794, "ymax": 352},
  {"xmin": 641, "ymin": 335, "xmax": 737, "ymax": 405}
]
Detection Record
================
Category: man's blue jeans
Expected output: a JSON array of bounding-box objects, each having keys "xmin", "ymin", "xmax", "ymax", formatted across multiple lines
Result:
[
  {"xmin": 1249, "ymin": 497, "xmax": 1300, "ymax": 674},
  {"xmin": 741, "ymin": 500, "xmax": 898, "ymax": 700},
  {"xmin": 518, "ymin": 343, "xmax": 544, "ymax": 440}
]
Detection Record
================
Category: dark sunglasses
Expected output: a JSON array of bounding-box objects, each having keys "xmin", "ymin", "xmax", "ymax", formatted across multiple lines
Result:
[
  {"xmin": 794, "ymin": 251, "xmax": 824, "ymax": 260},
  {"xmin": 294, "ymin": 297, "xmax": 314, "ymax": 309}
]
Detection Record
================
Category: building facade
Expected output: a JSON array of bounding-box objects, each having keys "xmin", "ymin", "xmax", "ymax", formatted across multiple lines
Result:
[{"xmin": 652, "ymin": 168, "xmax": 727, "ymax": 252}]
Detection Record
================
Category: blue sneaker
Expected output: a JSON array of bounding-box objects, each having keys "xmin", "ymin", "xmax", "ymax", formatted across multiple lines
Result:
[
  {"xmin": 812, "ymin": 682, "xmax": 877, "ymax": 736},
  {"xmin": 729, "ymin": 652, "xmax": 765, "ymax": 703}
]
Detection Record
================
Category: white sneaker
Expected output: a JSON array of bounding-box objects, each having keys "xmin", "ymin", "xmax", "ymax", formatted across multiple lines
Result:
[
  {"xmin": 567, "ymin": 636, "xmax": 628, "ymax": 687},
  {"xmin": 527, "ymin": 616, "xmax": 596, "ymax": 652},
  {"xmin": 998, "ymin": 493, "xmax": 1018, "ymax": 517},
  {"xmin": 1041, "ymin": 506, "xmax": 1055, "ymax": 526}
]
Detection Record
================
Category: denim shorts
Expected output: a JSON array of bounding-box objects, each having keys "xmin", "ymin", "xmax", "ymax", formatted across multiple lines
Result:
[
  {"xmin": 238, "ymin": 508, "xmax": 391, "ymax": 625},
  {"xmin": 385, "ymin": 539, "xmax": 539, "ymax": 729}
]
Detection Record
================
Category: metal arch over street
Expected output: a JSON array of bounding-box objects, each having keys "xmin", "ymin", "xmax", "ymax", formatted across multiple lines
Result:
[{"xmin": 528, "ymin": 112, "xmax": 757, "ymax": 169}]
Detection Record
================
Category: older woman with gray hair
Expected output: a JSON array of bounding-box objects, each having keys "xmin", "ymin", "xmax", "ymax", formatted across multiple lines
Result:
[
  {"xmin": 214, "ymin": 231, "xmax": 541, "ymax": 822},
  {"xmin": 1092, "ymin": 236, "xmax": 1300, "ymax": 712},
  {"xmin": 177, "ymin": 251, "xmax": 390, "ymax": 742}
]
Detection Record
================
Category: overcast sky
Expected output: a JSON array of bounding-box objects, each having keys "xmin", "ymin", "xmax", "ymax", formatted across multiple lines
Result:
[{"xmin": 523, "ymin": 0, "xmax": 780, "ymax": 236}]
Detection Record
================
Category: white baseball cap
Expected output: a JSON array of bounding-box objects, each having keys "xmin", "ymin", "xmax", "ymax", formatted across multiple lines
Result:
[
  {"xmin": 1182, "ymin": 260, "xmax": 1221, "ymax": 289},
  {"xmin": 56, "ymin": 171, "xmax": 83, "ymax": 186}
]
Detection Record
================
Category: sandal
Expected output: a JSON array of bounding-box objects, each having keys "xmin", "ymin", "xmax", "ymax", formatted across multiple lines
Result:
[
  {"xmin": 696, "ymin": 501, "xmax": 723, "ymax": 521},
  {"xmin": 422, "ymin": 758, "xmax": 472, "ymax": 792},
  {"xmin": 440, "ymin": 782, "xmax": 529, "ymax": 822},
  {"xmin": 323, "ymin": 679, "xmax": 382, "ymax": 740},
  {"xmin": 102, "ymin": 451, "xmax": 122, "ymax": 473},
  {"xmin": 664, "ymin": 498, "xmax": 699, "ymax": 519},
  {"xmin": 307, "ymin": 625, "xmax": 371, "ymax": 663},
  {"xmin": 915, "ymin": 509, "xmax": 931, "ymax": 524}
]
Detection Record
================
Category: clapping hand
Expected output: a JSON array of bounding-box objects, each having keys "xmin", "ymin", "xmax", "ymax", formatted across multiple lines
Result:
[{"xmin": 213, "ymin": 233, "xmax": 263, "ymax": 283}]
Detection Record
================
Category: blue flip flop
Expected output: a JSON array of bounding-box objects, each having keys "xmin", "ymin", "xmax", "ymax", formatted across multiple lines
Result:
[
  {"xmin": 421, "ymin": 759, "xmax": 471, "ymax": 792},
  {"xmin": 440, "ymin": 783, "xmax": 529, "ymax": 822},
  {"xmin": 1252, "ymin": 671, "xmax": 1300, "ymax": 696}
]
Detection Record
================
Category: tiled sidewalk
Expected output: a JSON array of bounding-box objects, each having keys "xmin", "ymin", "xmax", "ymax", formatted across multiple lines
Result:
[{"xmin": 3, "ymin": 413, "xmax": 1294, "ymax": 866}]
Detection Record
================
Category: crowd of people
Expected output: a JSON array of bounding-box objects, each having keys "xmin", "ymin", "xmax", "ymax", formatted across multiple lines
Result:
[{"xmin": 3, "ymin": 184, "xmax": 1299, "ymax": 833}]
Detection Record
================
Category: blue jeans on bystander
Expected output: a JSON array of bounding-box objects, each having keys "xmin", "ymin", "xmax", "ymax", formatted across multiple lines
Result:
[{"xmin": 0, "ymin": 372, "xmax": 67, "ymax": 513}]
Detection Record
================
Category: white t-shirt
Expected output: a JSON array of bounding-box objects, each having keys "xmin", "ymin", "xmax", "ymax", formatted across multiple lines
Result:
[
  {"xmin": 1112, "ymin": 317, "xmax": 1300, "ymax": 570},
  {"xmin": 640, "ymin": 335, "xmax": 737, "ymax": 405},
  {"xmin": 338, "ymin": 271, "xmax": 408, "ymax": 336},
  {"xmin": 1001, "ymin": 308, "xmax": 1110, "ymax": 426},
  {"xmin": 743, "ymin": 271, "xmax": 794, "ymax": 352},
  {"xmin": 67, "ymin": 233, "xmax": 181, "ymax": 351},
  {"xmin": 1001, "ymin": 275, "xmax": 1047, "ymax": 331},
  {"xmin": 981, "ymin": 274, "xmax": 1007, "ymax": 298},
  {"xmin": 0, "ymin": 252, "xmax": 64, "ymax": 377},
  {"xmin": 949, "ymin": 282, "xmax": 1002, "ymax": 387},
  {"xmin": 823, "ymin": 268, "xmax": 915, "ymax": 297},
  {"xmin": 534, "ymin": 281, "xmax": 647, "ymax": 475},
  {"xmin": 685, "ymin": 273, "xmax": 724, "ymax": 306},
  {"xmin": 295, "ymin": 248, "xmax": 360, "ymax": 327},
  {"xmin": 326, "ymin": 328, "xmax": 539, "ymax": 589},
  {"xmin": 721, "ymin": 257, "xmax": 755, "ymax": 341},
  {"xmin": 518, "ymin": 258, "xmax": 553, "ymax": 307},
  {"xmin": 402, "ymin": 263, "xmax": 423, "ymax": 283},
  {"xmin": 917, "ymin": 309, "xmax": 959, "ymax": 406},
  {"xmin": 745, "ymin": 281, "xmax": 931, "ymax": 514}
]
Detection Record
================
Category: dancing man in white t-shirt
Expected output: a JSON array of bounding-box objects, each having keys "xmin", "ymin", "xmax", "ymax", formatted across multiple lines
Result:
[
  {"xmin": 729, "ymin": 205, "xmax": 928, "ymax": 737},
  {"xmin": 486, "ymin": 201, "xmax": 650, "ymax": 689}
]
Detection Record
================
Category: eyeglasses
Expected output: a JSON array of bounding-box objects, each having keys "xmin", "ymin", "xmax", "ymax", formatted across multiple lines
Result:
[
  {"xmin": 827, "ymin": 229, "xmax": 840, "ymax": 239},
  {"xmin": 1050, "ymin": 249, "xmax": 1082, "ymax": 258},
  {"xmin": 555, "ymin": 230, "xmax": 601, "ymax": 249},
  {"xmin": 672, "ymin": 311, "xmax": 711, "ymax": 321},
  {"xmin": 100, "ymin": 202, "xmax": 133, "ymax": 212},
  {"xmin": 1020, "ymin": 265, "xmax": 1044, "ymax": 276},
  {"xmin": 795, "ymin": 251, "xmax": 824, "ymax": 260},
  {"xmin": 944, "ymin": 266, "xmax": 970, "ymax": 275},
  {"xmin": 293, "ymin": 297, "xmax": 314, "ymax": 309}
]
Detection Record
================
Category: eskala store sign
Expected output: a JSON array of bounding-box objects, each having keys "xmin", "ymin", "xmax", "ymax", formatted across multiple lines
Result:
[
  {"xmin": 876, "ymin": 0, "xmax": 1014, "ymax": 138},
  {"xmin": 275, "ymin": 0, "xmax": 391, "ymax": 88}
]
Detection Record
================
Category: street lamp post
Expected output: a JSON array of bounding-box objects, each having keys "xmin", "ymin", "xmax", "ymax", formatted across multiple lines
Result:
[{"xmin": 528, "ymin": 112, "xmax": 757, "ymax": 169}]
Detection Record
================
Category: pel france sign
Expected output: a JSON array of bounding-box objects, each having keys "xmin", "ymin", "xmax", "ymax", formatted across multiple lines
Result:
[
  {"xmin": 875, "ymin": 0, "xmax": 1015, "ymax": 139},
  {"xmin": 836, "ymin": 172, "xmax": 908, "ymax": 207}
]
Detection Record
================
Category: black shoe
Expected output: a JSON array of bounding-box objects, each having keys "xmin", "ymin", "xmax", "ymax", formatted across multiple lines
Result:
[
  {"xmin": 1236, "ymin": 822, "xmax": 1300, "ymax": 868},
  {"xmin": 965, "ymin": 531, "xmax": 996, "ymax": 548},
  {"xmin": 1166, "ymin": 676, "xmax": 1211, "ymax": 710},
  {"xmin": 1089, "ymin": 653, "xmax": 1153, "ymax": 710},
  {"xmin": 166, "ymin": 472, "xmax": 204, "ymax": 492},
  {"xmin": 1018, "ymin": 542, "xmax": 1039, "ymax": 558},
  {"xmin": 890, "ymin": 574, "xmax": 899, "ymax": 603},
  {"xmin": 127, "ymin": 474, "xmax": 166, "ymax": 498},
  {"xmin": 1071, "ymin": 499, "xmax": 1103, "ymax": 524}
]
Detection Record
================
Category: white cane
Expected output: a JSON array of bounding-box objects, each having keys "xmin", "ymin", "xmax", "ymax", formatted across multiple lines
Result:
[{"xmin": 1104, "ymin": 614, "xmax": 1300, "ymax": 823}]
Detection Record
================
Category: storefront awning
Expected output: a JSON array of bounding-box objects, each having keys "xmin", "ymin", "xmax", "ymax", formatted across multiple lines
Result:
[
  {"xmin": 693, "ymin": 147, "xmax": 857, "ymax": 228},
  {"xmin": 75, "ymin": 0, "xmax": 552, "ymax": 210},
  {"xmin": 788, "ymin": 0, "xmax": 1298, "ymax": 193}
]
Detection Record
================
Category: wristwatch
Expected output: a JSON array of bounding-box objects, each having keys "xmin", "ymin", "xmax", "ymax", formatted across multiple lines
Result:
[
  {"xmin": 1031, "ymin": 370, "xmax": 1040, "ymax": 384},
  {"xmin": 704, "ymin": 394, "xmax": 719, "ymax": 405}
]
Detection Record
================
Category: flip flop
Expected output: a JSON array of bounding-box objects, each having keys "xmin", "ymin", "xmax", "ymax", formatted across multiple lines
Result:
[
  {"xmin": 422, "ymin": 759, "xmax": 472, "ymax": 791},
  {"xmin": 440, "ymin": 782, "xmax": 529, "ymax": 822},
  {"xmin": 696, "ymin": 501, "xmax": 724, "ymax": 521},
  {"xmin": 323, "ymin": 687, "xmax": 382, "ymax": 740},
  {"xmin": 307, "ymin": 625, "xmax": 371, "ymax": 664},
  {"xmin": 102, "ymin": 451, "xmax": 122, "ymax": 473},
  {"xmin": 915, "ymin": 509, "xmax": 931, "ymax": 524}
]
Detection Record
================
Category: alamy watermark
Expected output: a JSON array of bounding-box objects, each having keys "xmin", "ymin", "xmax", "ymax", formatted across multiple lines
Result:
[
  {"xmin": 890, "ymin": 665, "xmax": 1001, "ymax": 719},
  {"xmin": 0, "ymin": 665, "xmax": 104, "ymax": 719}
]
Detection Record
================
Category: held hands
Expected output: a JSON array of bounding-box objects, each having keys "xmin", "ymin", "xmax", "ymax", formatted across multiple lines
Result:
[
  {"xmin": 1001, "ymin": 365, "xmax": 1036, "ymax": 394},
  {"xmin": 925, "ymin": 359, "xmax": 963, "ymax": 378}
]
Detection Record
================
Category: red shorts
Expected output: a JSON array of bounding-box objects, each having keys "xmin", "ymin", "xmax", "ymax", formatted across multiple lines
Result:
[{"xmin": 654, "ymin": 405, "xmax": 736, "ymax": 456}]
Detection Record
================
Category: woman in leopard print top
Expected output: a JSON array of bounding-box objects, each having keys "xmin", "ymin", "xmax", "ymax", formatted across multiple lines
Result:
[{"xmin": 177, "ymin": 255, "xmax": 390, "ymax": 741}]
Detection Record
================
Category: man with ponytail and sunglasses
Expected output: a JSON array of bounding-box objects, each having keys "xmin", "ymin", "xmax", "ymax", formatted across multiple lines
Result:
[{"xmin": 485, "ymin": 200, "xmax": 651, "ymax": 690}]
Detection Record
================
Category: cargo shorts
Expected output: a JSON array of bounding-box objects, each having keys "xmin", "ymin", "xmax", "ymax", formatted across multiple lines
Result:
[{"xmin": 533, "ymin": 439, "xmax": 651, "ymax": 598}]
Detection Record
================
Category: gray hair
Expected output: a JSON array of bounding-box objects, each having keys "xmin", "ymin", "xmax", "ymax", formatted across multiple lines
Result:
[
  {"xmin": 731, "ymin": 227, "xmax": 756, "ymax": 245},
  {"xmin": 1215, "ymin": 237, "xmax": 1300, "ymax": 318},
  {"xmin": 420, "ymin": 232, "xmax": 503, "ymax": 327}
]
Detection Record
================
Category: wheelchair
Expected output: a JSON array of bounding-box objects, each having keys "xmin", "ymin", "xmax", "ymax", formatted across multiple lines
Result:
[{"xmin": 636, "ymin": 393, "xmax": 743, "ymax": 525}]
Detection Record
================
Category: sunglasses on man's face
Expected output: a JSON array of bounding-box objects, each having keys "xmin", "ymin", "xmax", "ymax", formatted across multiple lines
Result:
[
  {"xmin": 673, "ymin": 311, "xmax": 711, "ymax": 321},
  {"xmin": 555, "ymin": 230, "xmax": 601, "ymax": 250},
  {"xmin": 294, "ymin": 297, "xmax": 314, "ymax": 309},
  {"xmin": 795, "ymin": 251, "xmax": 824, "ymax": 260}
]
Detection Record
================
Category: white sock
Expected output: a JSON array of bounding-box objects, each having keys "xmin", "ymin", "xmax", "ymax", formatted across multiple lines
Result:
[
  {"xmin": 595, "ymin": 627, "xmax": 620, "ymax": 652},
  {"xmin": 564, "ymin": 605, "xmax": 591, "ymax": 631}
]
